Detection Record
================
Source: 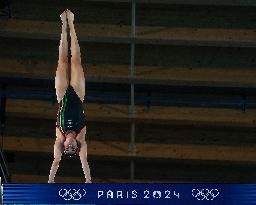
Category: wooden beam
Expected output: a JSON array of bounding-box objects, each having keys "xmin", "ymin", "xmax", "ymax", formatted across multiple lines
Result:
[
  {"xmin": 0, "ymin": 58, "xmax": 129, "ymax": 82},
  {"xmin": 6, "ymin": 99, "xmax": 256, "ymax": 127},
  {"xmin": 1, "ymin": 58, "xmax": 256, "ymax": 87},
  {"xmin": 10, "ymin": 174, "xmax": 190, "ymax": 183},
  {"xmin": 5, "ymin": 116, "xmax": 256, "ymax": 147},
  {"xmin": 85, "ymin": 0, "xmax": 256, "ymax": 7},
  {"xmin": 6, "ymin": 99, "xmax": 130, "ymax": 123},
  {"xmin": 136, "ymin": 65, "xmax": 256, "ymax": 87},
  {"xmin": 1, "ymin": 19, "xmax": 256, "ymax": 47},
  {"xmin": 8, "ymin": 0, "xmax": 256, "ymax": 7},
  {"xmin": 4, "ymin": 136, "xmax": 256, "ymax": 163}
]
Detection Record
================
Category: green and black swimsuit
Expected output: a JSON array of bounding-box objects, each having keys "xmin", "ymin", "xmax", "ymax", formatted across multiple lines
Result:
[{"xmin": 56, "ymin": 85, "xmax": 86, "ymax": 137}]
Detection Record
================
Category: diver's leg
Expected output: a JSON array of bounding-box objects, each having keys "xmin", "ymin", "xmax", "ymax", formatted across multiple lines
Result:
[
  {"xmin": 67, "ymin": 9, "xmax": 85, "ymax": 102},
  {"xmin": 55, "ymin": 10, "xmax": 69, "ymax": 103}
]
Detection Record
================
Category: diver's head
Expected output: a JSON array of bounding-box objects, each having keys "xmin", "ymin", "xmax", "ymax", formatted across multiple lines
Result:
[{"xmin": 63, "ymin": 131, "xmax": 80, "ymax": 156}]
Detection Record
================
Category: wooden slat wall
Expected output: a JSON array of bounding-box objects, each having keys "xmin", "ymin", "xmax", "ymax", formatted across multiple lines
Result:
[{"xmin": 1, "ymin": 0, "xmax": 256, "ymax": 183}]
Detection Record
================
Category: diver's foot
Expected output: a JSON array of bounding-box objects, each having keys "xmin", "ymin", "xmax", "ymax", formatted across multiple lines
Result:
[
  {"xmin": 60, "ymin": 10, "xmax": 67, "ymax": 26},
  {"xmin": 66, "ymin": 9, "xmax": 74, "ymax": 25}
]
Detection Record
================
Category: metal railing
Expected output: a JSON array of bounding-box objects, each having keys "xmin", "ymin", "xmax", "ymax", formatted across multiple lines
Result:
[{"xmin": 0, "ymin": 84, "xmax": 10, "ymax": 183}]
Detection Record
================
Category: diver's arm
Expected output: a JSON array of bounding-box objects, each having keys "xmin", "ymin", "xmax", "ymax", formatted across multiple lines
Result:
[
  {"xmin": 48, "ymin": 138, "xmax": 63, "ymax": 183},
  {"xmin": 79, "ymin": 141, "xmax": 92, "ymax": 183}
]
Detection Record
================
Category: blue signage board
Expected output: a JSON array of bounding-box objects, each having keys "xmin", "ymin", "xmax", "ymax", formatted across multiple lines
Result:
[{"xmin": 2, "ymin": 183, "xmax": 256, "ymax": 204}]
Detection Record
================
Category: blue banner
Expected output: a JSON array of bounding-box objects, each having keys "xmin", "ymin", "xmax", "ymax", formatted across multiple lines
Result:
[{"xmin": 2, "ymin": 183, "xmax": 256, "ymax": 204}]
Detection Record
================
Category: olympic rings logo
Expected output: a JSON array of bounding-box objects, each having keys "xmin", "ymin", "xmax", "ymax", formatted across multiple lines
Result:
[
  {"xmin": 192, "ymin": 188, "xmax": 219, "ymax": 201},
  {"xmin": 59, "ymin": 188, "xmax": 86, "ymax": 201}
]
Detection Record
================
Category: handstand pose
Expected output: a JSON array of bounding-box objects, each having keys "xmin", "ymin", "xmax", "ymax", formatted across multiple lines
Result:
[{"xmin": 48, "ymin": 9, "xmax": 92, "ymax": 183}]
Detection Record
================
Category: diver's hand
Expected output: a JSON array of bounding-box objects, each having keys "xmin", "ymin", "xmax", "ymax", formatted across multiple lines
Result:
[{"xmin": 85, "ymin": 179, "xmax": 92, "ymax": 183}]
